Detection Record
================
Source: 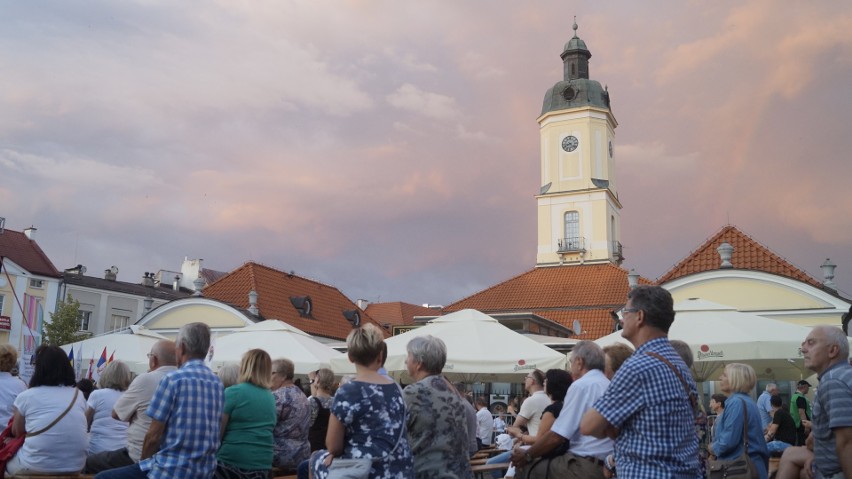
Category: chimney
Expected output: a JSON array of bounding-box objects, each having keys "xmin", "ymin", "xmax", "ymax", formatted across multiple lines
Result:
[
  {"xmin": 104, "ymin": 266, "xmax": 118, "ymax": 281},
  {"xmin": 627, "ymin": 269, "xmax": 639, "ymax": 289},
  {"xmin": 248, "ymin": 290, "xmax": 259, "ymax": 315},
  {"xmin": 0, "ymin": 217, "xmax": 5, "ymax": 234},
  {"xmin": 192, "ymin": 277, "xmax": 205, "ymax": 296},
  {"xmin": 821, "ymin": 258, "xmax": 837, "ymax": 290},
  {"xmin": 173, "ymin": 275, "xmax": 181, "ymax": 291},
  {"xmin": 24, "ymin": 226, "xmax": 36, "ymax": 240},
  {"xmin": 717, "ymin": 242, "xmax": 734, "ymax": 268},
  {"xmin": 356, "ymin": 299, "xmax": 370, "ymax": 310}
]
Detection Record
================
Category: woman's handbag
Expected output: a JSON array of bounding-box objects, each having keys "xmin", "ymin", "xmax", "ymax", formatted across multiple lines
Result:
[
  {"xmin": 706, "ymin": 398, "xmax": 759, "ymax": 479},
  {"xmin": 0, "ymin": 387, "xmax": 79, "ymax": 479},
  {"xmin": 326, "ymin": 383, "xmax": 407, "ymax": 479}
]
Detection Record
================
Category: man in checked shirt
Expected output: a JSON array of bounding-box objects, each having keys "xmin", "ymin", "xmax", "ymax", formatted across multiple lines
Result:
[{"xmin": 581, "ymin": 286, "xmax": 700, "ymax": 479}]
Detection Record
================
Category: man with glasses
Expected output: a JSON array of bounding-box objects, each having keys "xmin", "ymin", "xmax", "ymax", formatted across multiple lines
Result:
[
  {"xmin": 84, "ymin": 339, "xmax": 177, "ymax": 474},
  {"xmin": 510, "ymin": 370, "xmax": 549, "ymax": 439},
  {"xmin": 581, "ymin": 285, "xmax": 700, "ymax": 478}
]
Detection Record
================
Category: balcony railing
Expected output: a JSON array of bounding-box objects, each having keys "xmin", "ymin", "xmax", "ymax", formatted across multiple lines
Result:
[
  {"xmin": 612, "ymin": 241, "xmax": 625, "ymax": 262},
  {"xmin": 557, "ymin": 237, "xmax": 585, "ymax": 253}
]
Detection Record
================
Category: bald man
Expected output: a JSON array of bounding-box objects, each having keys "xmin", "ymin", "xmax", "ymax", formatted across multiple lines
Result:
[{"xmin": 85, "ymin": 339, "xmax": 177, "ymax": 474}]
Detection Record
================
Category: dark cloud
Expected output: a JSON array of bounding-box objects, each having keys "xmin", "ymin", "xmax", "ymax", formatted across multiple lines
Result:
[{"xmin": 1, "ymin": 1, "xmax": 850, "ymax": 305}]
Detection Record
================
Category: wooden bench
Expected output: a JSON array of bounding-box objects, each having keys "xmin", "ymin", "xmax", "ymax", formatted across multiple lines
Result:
[
  {"xmin": 471, "ymin": 462, "xmax": 510, "ymax": 479},
  {"xmin": 12, "ymin": 476, "xmax": 95, "ymax": 479}
]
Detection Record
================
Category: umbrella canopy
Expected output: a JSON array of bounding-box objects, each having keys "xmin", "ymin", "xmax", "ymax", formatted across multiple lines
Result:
[
  {"xmin": 210, "ymin": 319, "xmax": 343, "ymax": 374},
  {"xmin": 61, "ymin": 326, "xmax": 168, "ymax": 376},
  {"xmin": 594, "ymin": 298, "xmax": 836, "ymax": 381},
  {"xmin": 330, "ymin": 309, "xmax": 567, "ymax": 382}
]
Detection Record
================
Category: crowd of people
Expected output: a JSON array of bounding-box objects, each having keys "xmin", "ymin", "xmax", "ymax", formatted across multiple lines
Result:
[{"xmin": 0, "ymin": 285, "xmax": 849, "ymax": 479}]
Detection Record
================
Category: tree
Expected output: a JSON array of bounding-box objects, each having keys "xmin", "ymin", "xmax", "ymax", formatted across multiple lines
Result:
[{"xmin": 44, "ymin": 293, "xmax": 83, "ymax": 346}]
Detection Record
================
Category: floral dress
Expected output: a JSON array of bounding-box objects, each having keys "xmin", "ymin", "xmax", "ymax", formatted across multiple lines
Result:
[
  {"xmin": 309, "ymin": 381, "xmax": 413, "ymax": 479},
  {"xmin": 272, "ymin": 385, "xmax": 311, "ymax": 468}
]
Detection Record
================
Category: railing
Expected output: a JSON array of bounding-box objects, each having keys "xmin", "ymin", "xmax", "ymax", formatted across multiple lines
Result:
[
  {"xmin": 612, "ymin": 241, "xmax": 624, "ymax": 261},
  {"xmin": 557, "ymin": 237, "xmax": 585, "ymax": 253}
]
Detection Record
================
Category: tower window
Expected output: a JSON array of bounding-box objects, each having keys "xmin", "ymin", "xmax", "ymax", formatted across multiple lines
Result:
[
  {"xmin": 561, "ymin": 211, "xmax": 581, "ymax": 250},
  {"xmin": 571, "ymin": 63, "xmax": 576, "ymax": 77}
]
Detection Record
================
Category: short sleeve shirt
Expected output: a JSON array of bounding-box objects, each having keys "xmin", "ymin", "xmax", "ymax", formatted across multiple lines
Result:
[
  {"xmin": 812, "ymin": 361, "xmax": 852, "ymax": 476},
  {"xmin": 112, "ymin": 366, "xmax": 177, "ymax": 462},
  {"xmin": 592, "ymin": 338, "xmax": 700, "ymax": 479},
  {"xmin": 518, "ymin": 390, "xmax": 549, "ymax": 436}
]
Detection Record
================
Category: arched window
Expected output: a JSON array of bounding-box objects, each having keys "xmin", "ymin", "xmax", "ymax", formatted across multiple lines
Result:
[{"xmin": 564, "ymin": 211, "xmax": 580, "ymax": 249}]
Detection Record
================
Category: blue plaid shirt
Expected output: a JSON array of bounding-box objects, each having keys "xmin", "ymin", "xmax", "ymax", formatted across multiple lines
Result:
[
  {"xmin": 139, "ymin": 359, "xmax": 224, "ymax": 479},
  {"xmin": 592, "ymin": 338, "xmax": 701, "ymax": 479}
]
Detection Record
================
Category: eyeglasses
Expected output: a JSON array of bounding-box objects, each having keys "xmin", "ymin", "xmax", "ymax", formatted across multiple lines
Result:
[
  {"xmin": 622, "ymin": 308, "xmax": 641, "ymax": 314},
  {"xmin": 146, "ymin": 353, "xmax": 155, "ymax": 359}
]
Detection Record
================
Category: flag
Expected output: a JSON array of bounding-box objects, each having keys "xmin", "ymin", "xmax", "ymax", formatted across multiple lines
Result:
[
  {"xmin": 108, "ymin": 351, "xmax": 115, "ymax": 364},
  {"xmin": 87, "ymin": 358, "xmax": 94, "ymax": 380},
  {"xmin": 93, "ymin": 347, "xmax": 107, "ymax": 382},
  {"xmin": 67, "ymin": 347, "xmax": 74, "ymax": 366}
]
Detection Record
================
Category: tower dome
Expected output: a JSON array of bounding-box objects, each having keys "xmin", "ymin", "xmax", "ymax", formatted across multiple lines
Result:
[{"xmin": 541, "ymin": 20, "xmax": 611, "ymax": 115}]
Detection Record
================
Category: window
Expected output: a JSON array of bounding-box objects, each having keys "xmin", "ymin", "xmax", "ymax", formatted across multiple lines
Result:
[
  {"xmin": 0, "ymin": 294, "xmax": 5, "ymax": 314},
  {"xmin": 564, "ymin": 211, "xmax": 580, "ymax": 247},
  {"xmin": 78, "ymin": 311, "xmax": 92, "ymax": 331},
  {"xmin": 110, "ymin": 314, "xmax": 130, "ymax": 332},
  {"xmin": 29, "ymin": 279, "xmax": 44, "ymax": 289},
  {"xmin": 290, "ymin": 296, "xmax": 313, "ymax": 318}
]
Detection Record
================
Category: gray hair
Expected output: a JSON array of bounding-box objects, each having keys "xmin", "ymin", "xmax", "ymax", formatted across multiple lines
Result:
[
  {"xmin": 817, "ymin": 325, "xmax": 850, "ymax": 361},
  {"xmin": 670, "ymin": 340, "xmax": 694, "ymax": 368},
  {"xmin": 176, "ymin": 322, "xmax": 211, "ymax": 359},
  {"xmin": 406, "ymin": 335, "xmax": 447, "ymax": 375},
  {"xmin": 765, "ymin": 383, "xmax": 778, "ymax": 392},
  {"xmin": 627, "ymin": 285, "xmax": 675, "ymax": 333},
  {"xmin": 217, "ymin": 363, "xmax": 240, "ymax": 388},
  {"xmin": 571, "ymin": 340, "xmax": 605, "ymax": 372},
  {"xmin": 98, "ymin": 360, "xmax": 131, "ymax": 391},
  {"xmin": 151, "ymin": 339, "xmax": 177, "ymax": 366}
]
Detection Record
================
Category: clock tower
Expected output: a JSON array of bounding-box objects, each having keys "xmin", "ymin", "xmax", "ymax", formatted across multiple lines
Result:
[{"xmin": 536, "ymin": 21, "xmax": 622, "ymax": 266}]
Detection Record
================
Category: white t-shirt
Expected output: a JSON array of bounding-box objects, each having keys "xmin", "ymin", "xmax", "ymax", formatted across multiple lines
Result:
[
  {"xmin": 476, "ymin": 407, "xmax": 494, "ymax": 445},
  {"xmin": 13, "ymin": 386, "xmax": 88, "ymax": 473},
  {"xmin": 112, "ymin": 365, "xmax": 176, "ymax": 462},
  {"xmin": 518, "ymin": 390, "xmax": 550, "ymax": 436},
  {"xmin": 0, "ymin": 372, "xmax": 27, "ymax": 426},
  {"xmin": 550, "ymin": 369, "xmax": 613, "ymax": 460},
  {"xmin": 87, "ymin": 388, "xmax": 128, "ymax": 454}
]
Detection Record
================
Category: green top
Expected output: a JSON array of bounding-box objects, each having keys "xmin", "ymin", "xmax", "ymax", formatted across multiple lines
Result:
[
  {"xmin": 217, "ymin": 382, "xmax": 277, "ymax": 470},
  {"xmin": 789, "ymin": 392, "xmax": 812, "ymax": 429}
]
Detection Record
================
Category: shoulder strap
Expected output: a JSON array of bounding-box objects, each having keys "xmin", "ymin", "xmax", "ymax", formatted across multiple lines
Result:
[
  {"xmin": 645, "ymin": 352, "xmax": 698, "ymax": 415},
  {"xmin": 739, "ymin": 397, "xmax": 750, "ymax": 454},
  {"xmin": 27, "ymin": 387, "xmax": 79, "ymax": 438}
]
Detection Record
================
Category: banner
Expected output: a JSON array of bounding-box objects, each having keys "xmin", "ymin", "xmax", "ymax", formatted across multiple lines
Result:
[{"xmin": 19, "ymin": 294, "xmax": 43, "ymax": 385}]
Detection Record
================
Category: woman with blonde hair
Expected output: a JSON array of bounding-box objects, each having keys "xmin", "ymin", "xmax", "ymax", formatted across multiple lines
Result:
[
  {"xmin": 310, "ymin": 323, "xmax": 413, "ymax": 479},
  {"xmin": 710, "ymin": 363, "xmax": 769, "ymax": 479},
  {"xmin": 87, "ymin": 360, "xmax": 131, "ymax": 455},
  {"xmin": 307, "ymin": 368, "xmax": 335, "ymax": 452},
  {"xmin": 0, "ymin": 344, "xmax": 26, "ymax": 426},
  {"xmin": 216, "ymin": 348, "xmax": 277, "ymax": 479}
]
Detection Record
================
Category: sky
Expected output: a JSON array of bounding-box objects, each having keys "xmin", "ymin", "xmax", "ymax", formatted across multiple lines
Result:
[{"xmin": 2, "ymin": 1, "xmax": 852, "ymax": 306}]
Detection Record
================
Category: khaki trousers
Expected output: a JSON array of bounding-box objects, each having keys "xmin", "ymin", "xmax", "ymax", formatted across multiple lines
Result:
[{"xmin": 516, "ymin": 452, "xmax": 606, "ymax": 479}]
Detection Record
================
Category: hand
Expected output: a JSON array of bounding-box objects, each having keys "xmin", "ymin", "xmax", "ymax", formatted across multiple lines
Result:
[
  {"xmin": 322, "ymin": 452, "xmax": 334, "ymax": 467},
  {"xmin": 602, "ymin": 465, "xmax": 614, "ymax": 479},
  {"xmin": 507, "ymin": 426, "xmax": 522, "ymax": 438},
  {"xmin": 803, "ymin": 454, "xmax": 814, "ymax": 479},
  {"xmin": 509, "ymin": 447, "xmax": 527, "ymax": 466}
]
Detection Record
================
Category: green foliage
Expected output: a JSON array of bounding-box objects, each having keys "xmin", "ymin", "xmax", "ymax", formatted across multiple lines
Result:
[{"xmin": 44, "ymin": 293, "xmax": 83, "ymax": 346}]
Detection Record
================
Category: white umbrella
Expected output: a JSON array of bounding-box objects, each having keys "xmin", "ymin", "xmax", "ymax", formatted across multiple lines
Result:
[
  {"xmin": 331, "ymin": 309, "xmax": 568, "ymax": 382},
  {"xmin": 61, "ymin": 327, "xmax": 168, "ymax": 376},
  {"xmin": 594, "ymin": 298, "xmax": 834, "ymax": 382},
  {"xmin": 210, "ymin": 319, "xmax": 343, "ymax": 374}
]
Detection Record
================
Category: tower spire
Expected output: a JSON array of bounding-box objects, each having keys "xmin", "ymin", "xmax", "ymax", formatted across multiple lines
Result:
[{"xmin": 573, "ymin": 16, "xmax": 578, "ymax": 38}]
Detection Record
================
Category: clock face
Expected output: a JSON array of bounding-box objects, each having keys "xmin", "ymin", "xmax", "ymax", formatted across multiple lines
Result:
[
  {"xmin": 561, "ymin": 136, "xmax": 579, "ymax": 152},
  {"xmin": 609, "ymin": 140, "xmax": 613, "ymax": 158}
]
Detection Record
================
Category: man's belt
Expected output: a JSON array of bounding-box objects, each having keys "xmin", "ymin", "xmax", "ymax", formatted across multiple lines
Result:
[{"xmin": 578, "ymin": 455, "xmax": 605, "ymax": 467}]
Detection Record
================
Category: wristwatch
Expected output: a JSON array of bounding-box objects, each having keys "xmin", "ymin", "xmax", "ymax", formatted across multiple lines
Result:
[{"xmin": 524, "ymin": 451, "xmax": 533, "ymax": 463}]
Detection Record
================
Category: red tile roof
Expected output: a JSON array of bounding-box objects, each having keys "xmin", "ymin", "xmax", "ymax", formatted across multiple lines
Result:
[
  {"xmin": 364, "ymin": 302, "xmax": 441, "ymax": 327},
  {"xmin": 202, "ymin": 262, "xmax": 386, "ymax": 340},
  {"xmin": 444, "ymin": 263, "xmax": 652, "ymax": 340},
  {"xmin": 656, "ymin": 225, "xmax": 822, "ymax": 288},
  {"xmin": 0, "ymin": 229, "xmax": 60, "ymax": 278}
]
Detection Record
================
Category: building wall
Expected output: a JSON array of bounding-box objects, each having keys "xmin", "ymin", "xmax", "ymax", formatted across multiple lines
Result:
[
  {"xmin": 0, "ymin": 260, "xmax": 60, "ymax": 353},
  {"xmin": 663, "ymin": 270, "xmax": 849, "ymax": 328},
  {"xmin": 64, "ymin": 285, "xmax": 172, "ymax": 336}
]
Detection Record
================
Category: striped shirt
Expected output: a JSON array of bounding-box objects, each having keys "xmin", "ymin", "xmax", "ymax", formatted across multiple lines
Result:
[
  {"xmin": 813, "ymin": 361, "xmax": 852, "ymax": 477},
  {"xmin": 592, "ymin": 338, "xmax": 701, "ymax": 479},
  {"xmin": 139, "ymin": 359, "xmax": 224, "ymax": 479}
]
